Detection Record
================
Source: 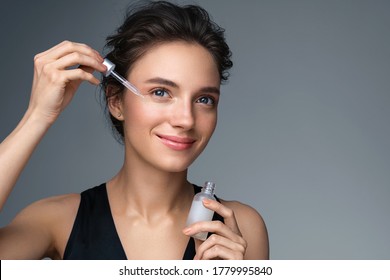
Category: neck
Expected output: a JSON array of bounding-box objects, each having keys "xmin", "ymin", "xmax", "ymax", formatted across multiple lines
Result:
[{"xmin": 107, "ymin": 154, "xmax": 194, "ymax": 220}]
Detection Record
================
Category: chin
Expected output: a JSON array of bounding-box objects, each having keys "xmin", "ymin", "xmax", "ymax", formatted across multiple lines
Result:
[
  {"xmin": 156, "ymin": 161, "xmax": 193, "ymax": 173},
  {"xmin": 151, "ymin": 156, "xmax": 198, "ymax": 173}
]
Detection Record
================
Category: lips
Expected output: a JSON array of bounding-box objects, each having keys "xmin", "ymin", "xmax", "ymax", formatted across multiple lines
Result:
[{"xmin": 157, "ymin": 134, "xmax": 196, "ymax": 151}]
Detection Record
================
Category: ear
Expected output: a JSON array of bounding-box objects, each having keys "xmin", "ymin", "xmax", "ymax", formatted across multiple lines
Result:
[{"xmin": 106, "ymin": 86, "xmax": 124, "ymax": 121}]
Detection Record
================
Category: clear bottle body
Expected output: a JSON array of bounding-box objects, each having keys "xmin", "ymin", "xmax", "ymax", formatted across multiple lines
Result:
[{"xmin": 186, "ymin": 181, "xmax": 216, "ymax": 241}]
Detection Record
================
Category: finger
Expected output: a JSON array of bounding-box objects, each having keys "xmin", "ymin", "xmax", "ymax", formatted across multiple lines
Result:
[
  {"xmin": 202, "ymin": 199, "xmax": 241, "ymax": 234},
  {"xmin": 195, "ymin": 234, "xmax": 246, "ymax": 260},
  {"xmin": 36, "ymin": 40, "xmax": 102, "ymax": 61},
  {"xmin": 37, "ymin": 67, "xmax": 100, "ymax": 90},
  {"xmin": 34, "ymin": 41, "xmax": 70, "ymax": 59},
  {"xmin": 62, "ymin": 68, "xmax": 101, "ymax": 85},
  {"xmin": 35, "ymin": 41, "xmax": 103, "ymax": 66},
  {"xmin": 36, "ymin": 54, "xmax": 104, "ymax": 88},
  {"xmin": 184, "ymin": 220, "xmax": 241, "ymax": 243},
  {"xmin": 197, "ymin": 244, "xmax": 244, "ymax": 260},
  {"xmin": 49, "ymin": 52, "xmax": 106, "ymax": 73}
]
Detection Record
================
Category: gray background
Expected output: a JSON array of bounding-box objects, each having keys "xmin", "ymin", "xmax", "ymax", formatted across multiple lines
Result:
[{"xmin": 1, "ymin": 0, "xmax": 389, "ymax": 259}]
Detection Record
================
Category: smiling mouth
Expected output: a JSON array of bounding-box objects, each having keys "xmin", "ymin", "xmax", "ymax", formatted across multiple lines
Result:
[{"xmin": 157, "ymin": 134, "xmax": 196, "ymax": 151}]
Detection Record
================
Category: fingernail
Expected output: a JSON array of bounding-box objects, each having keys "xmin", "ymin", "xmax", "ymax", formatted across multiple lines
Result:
[{"xmin": 183, "ymin": 227, "xmax": 192, "ymax": 234}]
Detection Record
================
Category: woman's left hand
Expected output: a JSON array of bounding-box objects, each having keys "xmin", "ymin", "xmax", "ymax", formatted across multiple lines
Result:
[{"xmin": 183, "ymin": 199, "xmax": 247, "ymax": 260}]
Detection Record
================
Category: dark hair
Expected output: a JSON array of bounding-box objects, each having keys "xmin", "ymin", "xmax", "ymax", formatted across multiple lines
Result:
[{"xmin": 101, "ymin": 0, "xmax": 233, "ymax": 143}]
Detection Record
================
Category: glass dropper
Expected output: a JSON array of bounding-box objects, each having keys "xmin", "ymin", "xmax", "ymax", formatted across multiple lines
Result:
[{"xmin": 102, "ymin": 58, "xmax": 143, "ymax": 98}]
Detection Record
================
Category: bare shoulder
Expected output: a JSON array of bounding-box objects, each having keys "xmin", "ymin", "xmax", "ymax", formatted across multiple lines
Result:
[
  {"xmin": 0, "ymin": 193, "xmax": 80, "ymax": 259},
  {"xmin": 23, "ymin": 193, "xmax": 81, "ymax": 257},
  {"xmin": 17, "ymin": 193, "xmax": 80, "ymax": 225},
  {"xmin": 220, "ymin": 199, "xmax": 269, "ymax": 260},
  {"xmin": 35, "ymin": 192, "xmax": 80, "ymax": 213}
]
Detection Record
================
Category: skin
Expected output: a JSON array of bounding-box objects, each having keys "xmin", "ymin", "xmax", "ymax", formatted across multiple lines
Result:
[{"xmin": 0, "ymin": 40, "xmax": 269, "ymax": 260}]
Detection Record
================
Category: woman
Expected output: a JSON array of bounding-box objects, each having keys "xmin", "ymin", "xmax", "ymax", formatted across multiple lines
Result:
[{"xmin": 0, "ymin": 1, "xmax": 268, "ymax": 260}]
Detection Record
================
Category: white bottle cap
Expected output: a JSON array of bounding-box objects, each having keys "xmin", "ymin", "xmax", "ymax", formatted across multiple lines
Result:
[{"xmin": 102, "ymin": 58, "xmax": 116, "ymax": 77}]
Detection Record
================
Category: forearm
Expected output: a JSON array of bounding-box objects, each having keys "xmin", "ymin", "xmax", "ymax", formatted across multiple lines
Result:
[{"xmin": 0, "ymin": 110, "xmax": 51, "ymax": 210}]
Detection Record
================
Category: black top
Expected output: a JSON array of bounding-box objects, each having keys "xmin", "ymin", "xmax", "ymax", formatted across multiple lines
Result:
[{"xmin": 63, "ymin": 183, "xmax": 223, "ymax": 260}]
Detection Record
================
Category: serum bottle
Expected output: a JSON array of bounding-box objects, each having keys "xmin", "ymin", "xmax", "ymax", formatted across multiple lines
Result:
[{"xmin": 186, "ymin": 181, "xmax": 216, "ymax": 241}]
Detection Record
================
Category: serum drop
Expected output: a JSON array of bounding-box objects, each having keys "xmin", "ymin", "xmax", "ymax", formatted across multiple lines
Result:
[{"xmin": 186, "ymin": 181, "xmax": 216, "ymax": 241}]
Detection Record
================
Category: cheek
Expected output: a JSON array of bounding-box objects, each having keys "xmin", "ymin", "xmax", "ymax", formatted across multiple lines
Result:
[
  {"xmin": 123, "ymin": 97, "xmax": 163, "ymax": 125},
  {"xmin": 198, "ymin": 110, "xmax": 218, "ymax": 137}
]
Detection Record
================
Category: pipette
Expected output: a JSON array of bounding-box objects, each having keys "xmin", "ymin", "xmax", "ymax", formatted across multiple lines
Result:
[{"xmin": 102, "ymin": 58, "xmax": 143, "ymax": 98}]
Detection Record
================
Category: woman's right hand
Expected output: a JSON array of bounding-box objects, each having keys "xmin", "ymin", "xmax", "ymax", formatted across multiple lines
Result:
[
  {"xmin": 0, "ymin": 41, "xmax": 106, "ymax": 211},
  {"xmin": 28, "ymin": 40, "xmax": 106, "ymax": 124}
]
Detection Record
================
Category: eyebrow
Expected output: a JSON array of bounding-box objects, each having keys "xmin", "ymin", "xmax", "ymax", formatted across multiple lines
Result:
[{"xmin": 145, "ymin": 77, "xmax": 220, "ymax": 95}]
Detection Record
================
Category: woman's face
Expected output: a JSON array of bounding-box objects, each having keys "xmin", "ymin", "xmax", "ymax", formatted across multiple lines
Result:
[{"xmin": 115, "ymin": 41, "xmax": 220, "ymax": 172}]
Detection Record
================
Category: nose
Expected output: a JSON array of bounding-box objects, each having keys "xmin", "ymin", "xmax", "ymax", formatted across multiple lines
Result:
[{"xmin": 169, "ymin": 98, "xmax": 195, "ymax": 130}]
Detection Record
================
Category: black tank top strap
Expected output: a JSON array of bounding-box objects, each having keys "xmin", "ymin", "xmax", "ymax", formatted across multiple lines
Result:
[{"xmin": 63, "ymin": 183, "xmax": 126, "ymax": 259}]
